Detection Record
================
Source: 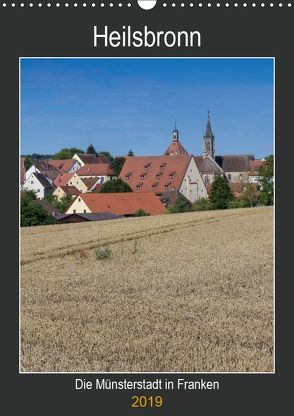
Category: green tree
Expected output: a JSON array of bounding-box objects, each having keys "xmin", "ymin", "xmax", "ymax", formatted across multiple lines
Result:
[
  {"xmin": 228, "ymin": 199, "xmax": 244, "ymax": 209},
  {"xmin": 52, "ymin": 147, "xmax": 84, "ymax": 160},
  {"xmin": 100, "ymin": 178, "xmax": 132, "ymax": 193},
  {"xmin": 111, "ymin": 157, "xmax": 126, "ymax": 176},
  {"xmin": 259, "ymin": 178, "xmax": 274, "ymax": 205},
  {"xmin": 99, "ymin": 151, "xmax": 113, "ymax": 162},
  {"xmin": 21, "ymin": 191, "xmax": 56, "ymax": 227},
  {"xmin": 167, "ymin": 195, "xmax": 192, "ymax": 213},
  {"xmin": 45, "ymin": 191, "xmax": 72, "ymax": 213},
  {"xmin": 24, "ymin": 157, "xmax": 33, "ymax": 171},
  {"xmin": 209, "ymin": 175, "xmax": 234, "ymax": 209},
  {"xmin": 259, "ymin": 155, "xmax": 274, "ymax": 178},
  {"xmin": 240, "ymin": 183, "xmax": 259, "ymax": 207},
  {"xmin": 191, "ymin": 197, "xmax": 213, "ymax": 211},
  {"xmin": 86, "ymin": 144, "xmax": 97, "ymax": 155},
  {"xmin": 55, "ymin": 195, "xmax": 73, "ymax": 213},
  {"xmin": 258, "ymin": 155, "xmax": 274, "ymax": 206},
  {"xmin": 128, "ymin": 150, "xmax": 134, "ymax": 156}
]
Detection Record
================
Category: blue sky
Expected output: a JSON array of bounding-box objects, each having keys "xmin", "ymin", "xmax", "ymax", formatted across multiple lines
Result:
[{"xmin": 21, "ymin": 58, "xmax": 274, "ymax": 158}]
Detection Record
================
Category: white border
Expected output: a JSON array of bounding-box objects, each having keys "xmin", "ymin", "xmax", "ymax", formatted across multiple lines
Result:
[{"xmin": 19, "ymin": 56, "xmax": 275, "ymax": 375}]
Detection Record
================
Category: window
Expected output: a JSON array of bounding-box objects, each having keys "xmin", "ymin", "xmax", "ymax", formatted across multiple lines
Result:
[
  {"xmin": 165, "ymin": 182, "xmax": 171, "ymax": 191},
  {"xmin": 169, "ymin": 171, "xmax": 176, "ymax": 180},
  {"xmin": 37, "ymin": 189, "xmax": 40, "ymax": 193},
  {"xmin": 31, "ymin": 181, "xmax": 34, "ymax": 184},
  {"xmin": 227, "ymin": 174, "xmax": 231, "ymax": 181},
  {"xmin": 239, "ymin": 174, "xmax": 243, "ymax": 180},
  {"xmin": 84, "ymin": 209, "xmax": 86, "ymax": 213},
  {"xmin": 73, "ymin": 209, "xmax": 76, "ymax": 214},
  {"xmin": 144, "ymin": 163, "xmax": 151, "ymax": 171},
  {"xmin": 136, "ymin": 182, "xmax": 143, "ymax": 191},
  {"xmin": 140, "ymin": 174, "xmax": 146, "ymax": 180},
  {"xmin": 78, "ymin": 197, "xmax": 81, "ymax": 202},
  {"xmin": 126, "ymin": 172, "xmax": 132, "ymax": 180},
  {"xmin": 160, "ymin": 163, "xmax": 166, "ymax": 171}
]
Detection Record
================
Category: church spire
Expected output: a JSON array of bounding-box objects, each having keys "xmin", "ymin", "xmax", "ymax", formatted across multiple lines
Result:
[
  {"xmin": 165, "ymin": 122, "xmax": 188, "ymax": 156},
  {"xmin": 205, "ymin": 111, "xmax": 213, "ymax": 138},
  {"xmin": 203, "ymin": 111, "xmax": 215, "ymax": 159},
  {"xmin": 172, "ymin": 120, "xmax": 179, "ymax": 142}
]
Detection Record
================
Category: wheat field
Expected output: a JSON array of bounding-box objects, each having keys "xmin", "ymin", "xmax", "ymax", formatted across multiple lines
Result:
[{"xmin": 20, "ymin": 206, "xmax": 274, "ymax": 373}]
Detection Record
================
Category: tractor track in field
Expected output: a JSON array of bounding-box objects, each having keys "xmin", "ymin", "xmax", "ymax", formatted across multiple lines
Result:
[{"xmin": 21, "ymin": 209, "xmax": 258, "ymax": 266}]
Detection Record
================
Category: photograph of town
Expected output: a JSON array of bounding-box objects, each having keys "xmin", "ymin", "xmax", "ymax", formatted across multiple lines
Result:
[{"xmin": 20, "ymin": 58, "xmax": 274, "ymax": 373}]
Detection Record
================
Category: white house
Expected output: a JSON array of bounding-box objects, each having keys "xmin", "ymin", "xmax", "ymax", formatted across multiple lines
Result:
[
  {"xmin": 23, "ymin": 172, "xmax": 53, "ymax": 199},
  {"xmin": 25, "ymin": 160, "xmax": 59, "ymax": 185}
]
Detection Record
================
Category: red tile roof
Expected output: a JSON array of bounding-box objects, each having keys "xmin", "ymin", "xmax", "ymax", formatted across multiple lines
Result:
[
  {"xmin": 165, "ymin": 140, "xmax": 188, "ymax": 156},
  {"xmin": 249, "ymin": 159, "xmax": 263, "ymax": 174},
  {"xmin": 119, "ymin": 155, "xmax": 191, "ymax": 194},
  {"xmin": 76, "ymin": 153, "xmax": 110, "ymax": 164},
  {"xmin": 207, "ymin": 182, "xmax": 258, "ymax": 197},
  {"xmin": 77, "ymin": 163, "xmax": 114, "ymax": 177},
  {"xmin": 71, "ymin": 192, "xmax": 166, "ymax": 216},
  {"xmin": 58, "ymin": 186, "xmax": 80, "ymax": 196},
  {"xmin": 48, "ymin": 159, "xmax": 78, "ymax": 172},
  {"xmin": 53, "ymin": 172, "xmax": 74, "ymax": 187},
  {"xmin": 81, "ymin": 177, "xmax": 100, "ymax": 190}
]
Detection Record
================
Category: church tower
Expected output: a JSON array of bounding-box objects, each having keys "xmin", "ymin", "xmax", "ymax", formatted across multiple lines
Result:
[
  {"xmin": 203, "ymin": 111, "xmax": 215, "ymax": 160},
  {"xmin": 165, "ymin": 122, "xmax": 188, "ymax": 156}
]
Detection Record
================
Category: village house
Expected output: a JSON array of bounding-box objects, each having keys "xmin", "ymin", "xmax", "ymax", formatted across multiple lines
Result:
[
  {"xmin": 48, "ymin": 159, "xmax": 80, "ymax": 173},
  {"xmin": 54, "ymin": 172, "xmax": 102, "ymax": 193},
  {"xmin": 23, "ymin": 172, "xmax": 53, "ymax": 199},
  {"xmin": 72, "ymin": 153, "xmax": 110, "ymax": 167},
  {"xmin": 76, "ymin": 163, "xmax": 115, "ymax": 183},
  {"xmin": 25, "ymin": 160, "xmax": 59, "ymax": 185},
  {"xmin": 119, "ymin": 154, "xmax": 207, "ymax": 203},
  {"xmin": 66, "ymin": 192, "xmax": 166, "ymax": 216},
  {"xmin": 52, "ymin": 185, "xmax": 80, "ymax": 201},
  {"xmin": 53, "ymin": 172, "xmax": 75, "ymax": 188},
  {"xmin": 248, "ymin": 159, "xmax": 264, "ymax": 183}
]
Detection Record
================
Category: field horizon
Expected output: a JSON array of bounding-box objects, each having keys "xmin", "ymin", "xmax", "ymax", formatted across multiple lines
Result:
[{"xmin": 20, "ymin": 206, "xmax": 274, "ymax": 373}]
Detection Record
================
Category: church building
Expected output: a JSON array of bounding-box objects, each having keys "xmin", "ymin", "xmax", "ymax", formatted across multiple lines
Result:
[
  {"xmin": 193, "ymin": 112, "xmax": 260, "ymax": 188},
  {"xmin": 165, "ymin": 123, "xmax": 189, "ymax": 156}
]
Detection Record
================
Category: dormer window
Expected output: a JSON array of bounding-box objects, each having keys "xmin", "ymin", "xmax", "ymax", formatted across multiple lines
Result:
[
  {"xmin": 165, "ymin": 182, "xmax": 172, "ymax": 190},
  {"xmin": 160, "ymin": 163, "xmax": 166, "ymax": 171},
  {"xmin": 156, "ymin": 172, "xmax": 162, "ymax": 180},
  {"xmin": 136, "ymin": 182, "xmax": 143, "ymax": 191},
  {"xmin": 169, "ymin": 171, "xmax": 176, "ymax": 180},
  {"xmin": 125, "ymin": 172, "xmax": 132, "ymax": 181},
  {"xmin": 140, "ymin": 173, "xmax": 146, "ymax": 180},
  {"xmin": 152, "ymin": 182, "xmax": 159, "ymax": 191},
  {"xmin": 144, "ymin": 163, "xmax": 151, "ymax": 171}
]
